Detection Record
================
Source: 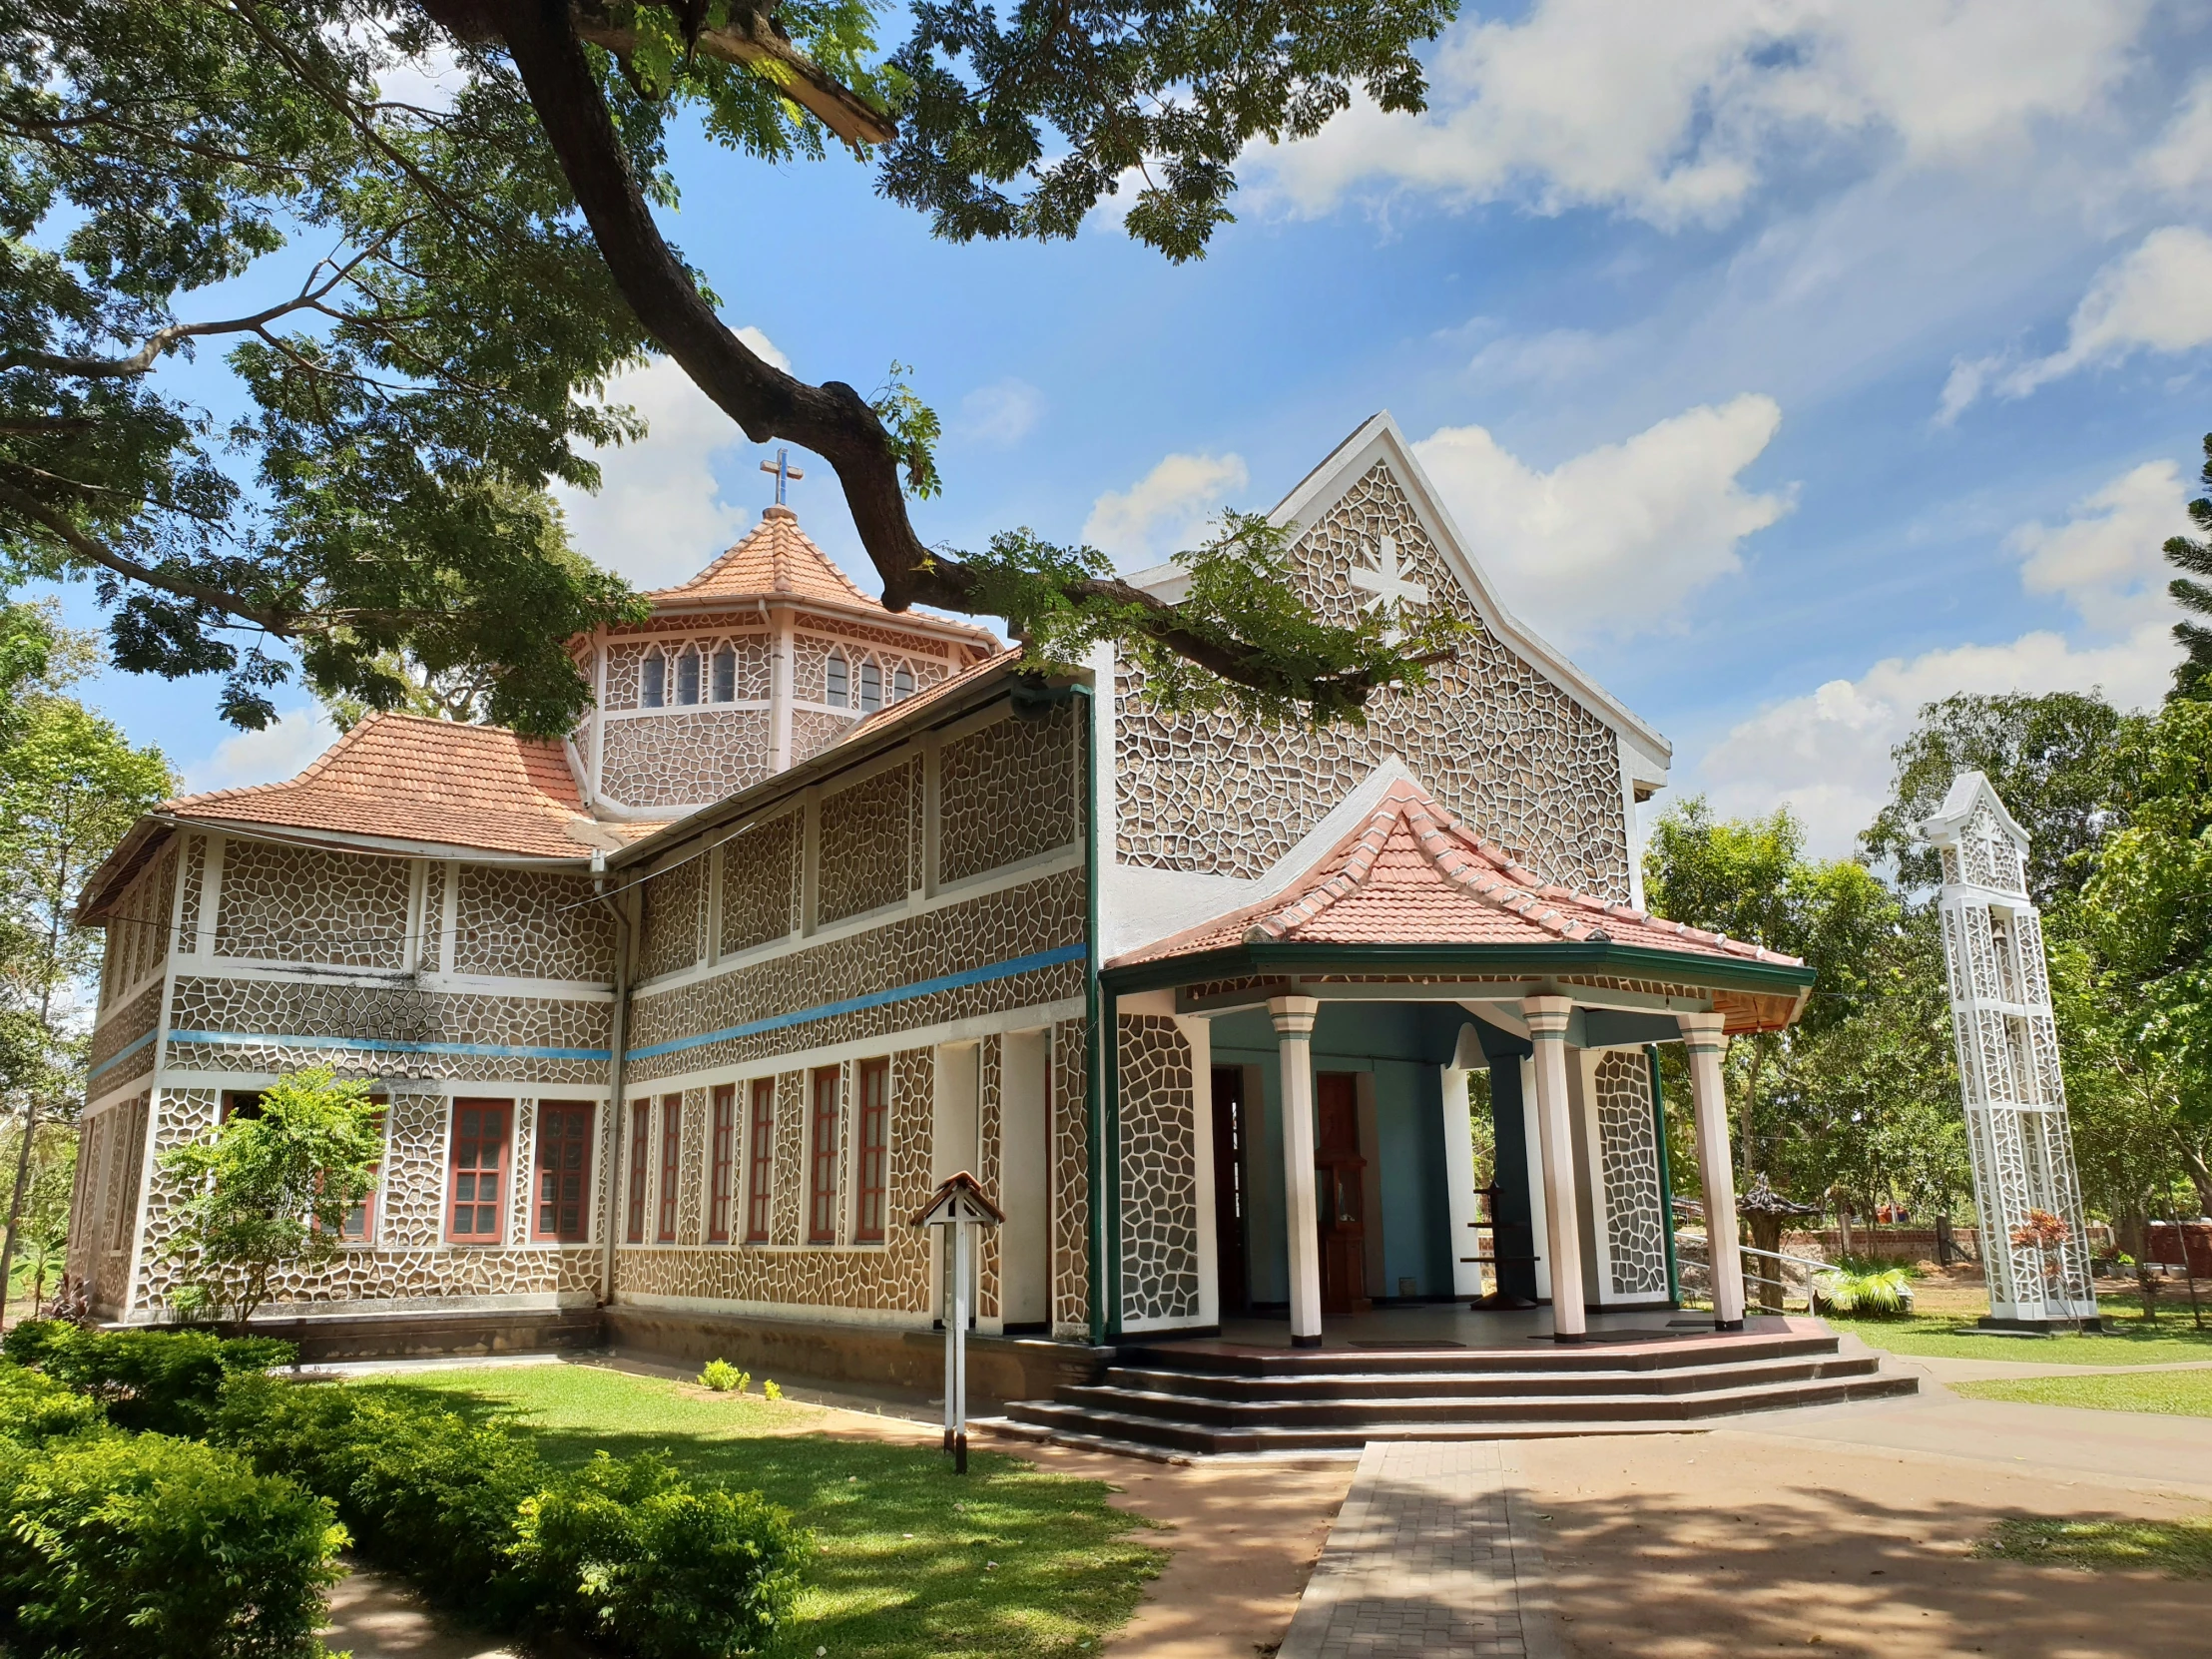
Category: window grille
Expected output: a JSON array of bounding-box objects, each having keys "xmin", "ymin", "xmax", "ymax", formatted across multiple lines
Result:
[
  {"xmin": 641, "ymin": 652, "xmax": 666, "ymax": 708},
  {"xmin": 859, "ymin": 659, "xmax": 881, "ymax": 713},
  {"xmin": 676, "ymin": 646, "xmax": 702, "ymax": 706},
  {"xmin": 625, "ymin": 1100, "xmax": 651, "ymax": 1242},
  {"xmin": 712, "ymin": 645, "xmax": 737, "ymax": 703},
  {"xmin": 340, "ymin": 1104, "xmax": 388, "ymax": 1242},
  {"xmin": 855, "ymin": 1058, "xmax": 889, "ymax": 1242},
  {"xmin": 708, "ymin": 1083, "xmax": 737, "ymax": 1243},
  {"xmin": 745, "ymin": 1078, "xmax": 775, "ymax": 1243},
  {"xmin": 657, "ymin": 1093, "xmax": 683, "ymax": 1242},
  {"xmin": 825, "ymin": 652, "xmax": 848, "ymax": 707},
  {"xmin": 891, "ymin": 663, "xmax": 914, "ymax": 701},
  {"xmin": 809, "ymin": 1066, "xmax": 841, "ymax": 1243},
  {"xmin": 532, "ymin": 1102, "xmax": 594, "ymax": 1243},
  {"xmin": 447, "ymin": 1100, "xmax": 510, "ymax": 1244}
]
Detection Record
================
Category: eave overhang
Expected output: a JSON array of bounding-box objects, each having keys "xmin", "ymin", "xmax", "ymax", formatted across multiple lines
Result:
[{"xmin": 1101, "ymin": 939, "xmax": 1819, "ymax": 1001}]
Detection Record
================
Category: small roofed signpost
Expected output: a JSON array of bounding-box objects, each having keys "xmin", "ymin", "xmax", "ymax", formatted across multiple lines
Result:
[{"xmin": 912, "ymin": 1172, "xmax": 1004, "ymax": 1472}]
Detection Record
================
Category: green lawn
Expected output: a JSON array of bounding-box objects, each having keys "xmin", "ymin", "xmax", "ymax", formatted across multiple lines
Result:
[
  {"xmin": 359, "ymin": 1363, "xmax": 1166, "ymax": 1659},
  {"xmin": 1830, "ymin": 1309, "xmax": 2212, "ymax": 1367},
  {"xmin": 1954, "ymin": 1370, "xmax": 2212, "ymax": 1416},
  {"xmin": 1980, "ymin": 1516, "xmax": 2212, "ymax": 1576}
]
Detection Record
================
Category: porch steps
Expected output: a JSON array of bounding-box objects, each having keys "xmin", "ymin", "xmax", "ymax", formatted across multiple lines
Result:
[{"xmin": 988, "ymin": 1328, "xmax": 1917, "ymax": 1457}]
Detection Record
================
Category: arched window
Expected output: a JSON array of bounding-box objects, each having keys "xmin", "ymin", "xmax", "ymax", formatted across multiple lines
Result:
[
  {"xmin": 825, "ymin": 652, "xmax": 848, "ymax": 708},
  {"xmin": 640, "ymin": 651, "xmax": 667, "ymax": 709},
  {"xmin": 712, "ymin": 644, "xmax": 737, "ymax": 703},
  {"xmin": 676, "ymin": 644, "xmax": 702, "ymax": 706},
  {"xmin": 891, "ymin": 662, "xmax": 914, "ymax": 701},
  {"xmin": 858, "ymin": 658, "xmax": 882, "ymax": 714}
]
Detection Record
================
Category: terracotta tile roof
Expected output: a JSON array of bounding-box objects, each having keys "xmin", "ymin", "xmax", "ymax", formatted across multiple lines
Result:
[
  {"xmin": 652, "ymin": 506, "xmax": 879, "ymax": 610},
  {"xmin": 157, "ymin": 713, "xmax": 602, "ymax": 859},
  {"xmin": 834, "ymin": 649, "xmax": 1021, "ymax": 745},
  {"xmin": 1113, "ymin": 779, "xmax": 1807, "ymax": 970}
]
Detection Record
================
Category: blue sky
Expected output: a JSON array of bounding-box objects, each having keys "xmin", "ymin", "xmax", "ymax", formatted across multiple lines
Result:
[{"xmin": 49, "ymin": 0, "xmax": 2212, "ymax": 858}]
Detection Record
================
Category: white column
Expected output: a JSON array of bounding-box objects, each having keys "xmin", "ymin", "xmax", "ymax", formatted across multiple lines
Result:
[
  {"xmin": 1521, "ymin": 995, "xmax": 1586, "ymax": 1341},
  {"xmin": 770, "ymin": 605, "xmax": 795, "ymax": 774},
  {"xmin": 1270, "ymin": 995, "xmax": 1324, "ymax": 1348},
  {"xmin": 1439, "ymin": 1045, "xmax": 1483, "ymax": 1299},
  {"xmin": 1678, "ymin": 1012, "xmax": 1746, "ymax": 1330},
  {"xmin": 1518, "ymin": 1057, "xmax": 1551, "ymax": 1303}
]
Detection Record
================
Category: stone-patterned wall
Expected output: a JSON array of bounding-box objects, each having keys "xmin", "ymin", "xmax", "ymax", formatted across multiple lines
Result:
[
  {"xmin": 1052, "ymin": 1019, "xmax": 1091, "ymax": 1339},
  {"xmin": 216, "ymin": 840, "xmax": 412, "ymax": 967},
  {"xmin": 772, "ymin": 1069, "xmax": 805, "ymax": 1245},
  {"xmin": 72, "ymin": 1096, "xmax": 149, "ymax": 1316},
  {"xmin": 719, "ymin": 813, "xmax": 799, "ymax": 956},
  {"xmin": 178, "ymin": 834, "xmax": 205, "ymax": 953},
  {"xmin": 1118, "ymin": 1016, "xmax": 1200, "ymax": 1326},
  {"xmin": 100, "ymin": 843, "xmax": 178, "ymax": 1009},
  {"xmin": 627, "ymin": 874, "xmax": 1084, "ymax": 1084},
  {"xmin": 640, "ymin": 855, "xmax": 705, "ymax": 981},
  {"xmin": 790, "ymin": 708, "xmax": 857, "ymax": 767},
  {"xmin": 88, "ymin": 977, "xmax": 165, "ymax": 1095},
  {"xmin": 1592, "ymin": 1051, "xmax": 1669, "ymax": 1299},
  {"xmin": 610, "ymin": 1046, "xmax": 937, "ymax": 1315},
  {"xmin": 166, "ymin": 976, "xmax": 612, "ymax": 1087},
  {"xmin": 817, "ymin": 762, "xmax": 915, "ymax": 924},
  {"xmin": 601, "ymin": 709, "xmax": 774, "ymax": 809},
  {"xmin": 1114, "ymin": 461, "xmax": 1632, "ymax": 899},
  {"xmin": 937, "ymin": 705, "xmax": 1081, "ymax": 886},
  {"xmin": 454, "ymin": 867, "xmax": 616, "ymax": 981},
  {"xmin": 678, "ymin": 1085, "xmax": 709, "ymax": 1246},
  {"xmin": 603, "ymin": 631, "xmax": 772, "ymax": 713}
]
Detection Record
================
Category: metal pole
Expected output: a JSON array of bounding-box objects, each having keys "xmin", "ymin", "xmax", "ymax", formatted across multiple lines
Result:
[{"xmin": 953, "ymin": 1219, "xmax": 970, "ymax": 1472}]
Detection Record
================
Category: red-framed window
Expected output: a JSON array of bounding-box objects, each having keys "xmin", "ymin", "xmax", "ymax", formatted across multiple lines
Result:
[
  {"xmin": 532, "ymin": 1101, "xmax": 595, "ymax": 1243},
  {"xmin": 656, "ymin": 1093, "xmax": 683, "ymax": 1243},
  {"xmin": 708, "ymin": 1084, "xmax": 737, "ymax": 1243},
  {"xmin": 625, "ymin": 1098, "xmax": 651, "ymax": 1243},
  {"xmin": 221, "ymin": 1090, "xmax": 265, "ymax": 1122},
  {"xmin": 339, "ymin": 1103, "xmax": 389, "ymax": 1243},
  {"xmin": 447, "ymin": 1100, "xmax": 510, "ymax": 1244},
  {"xmin": 808, "ymin": 1066, "xmax": 841, "ymax": 1244},
  {"xmin": 854, "ymin": 1059, "xmax": 889, "ymax": 1243},
  {"xmin": 745, "ymin": 1078, "xmax": 776, "ymax": 1244}
]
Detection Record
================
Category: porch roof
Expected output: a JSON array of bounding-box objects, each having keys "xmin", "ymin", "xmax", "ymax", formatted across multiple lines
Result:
[{"xmin": 1104, "ymin": 779, "xmax": 1814, "ymax": 1018}]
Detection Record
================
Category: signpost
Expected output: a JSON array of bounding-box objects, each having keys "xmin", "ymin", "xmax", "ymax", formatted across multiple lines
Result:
[{"xmin": 911, "ymin": 1172, "xmax": 1004, "ymax": 1472}]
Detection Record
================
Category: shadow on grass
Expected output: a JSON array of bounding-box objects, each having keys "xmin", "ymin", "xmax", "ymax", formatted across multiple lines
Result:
[
  {"xmin": 1983, "ymin": 1516, "xmax": 2212, "ymax": 1577},
  {"xmin": 354, "ymin": 1369, "xmax": 1164, "ymax": 1659}
]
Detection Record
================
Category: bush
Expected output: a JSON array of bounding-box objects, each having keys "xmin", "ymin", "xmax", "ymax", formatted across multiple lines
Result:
[
  {"xmin": 697, "ymin": 1360, "xmax": 748, "ymax": 1392},
  {"xmin": 0, "ymin": 1428, "xmax": 344, "ymax": 1659},
  {"xmin": 1814, "ymin": 1265, "xmax": 1917, "ymax": 1317},
  {"xmin": 515, "ymin": 1451, "xmax": 808, "ymax": 1659},
  {"xmin": 0, "ymin": 1364, "xmax": 105, "ymax": 1445},
  {"xmin": 4, "ymin": 1322, "xmax": 295, "ymax": 1436}
]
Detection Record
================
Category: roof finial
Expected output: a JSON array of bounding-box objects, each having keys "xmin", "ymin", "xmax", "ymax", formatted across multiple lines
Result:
[{"xmin": 760, "ymin": 446, "xmax": 805, "ymax": 509}]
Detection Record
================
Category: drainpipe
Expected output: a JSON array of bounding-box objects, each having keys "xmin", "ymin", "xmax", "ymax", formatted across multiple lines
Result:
[
  {"xmin": 1063, "ymin": 681, "xmax": 1111, "ymax": 1350},
  {"xmin": 1649, "ymin": 1043, "xmax": 1679, "ymax": 1309},
  {"xmin": 593, "ymin": 849, "xmax": 632, "ymax": 1312}
]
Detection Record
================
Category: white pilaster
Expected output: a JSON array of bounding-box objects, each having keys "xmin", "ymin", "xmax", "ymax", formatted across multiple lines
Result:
[
  {"xmin": 1522, "ymin": 995, "xmax": 1585, "ymax": 1340},
  {"xmin": 770, "ymin": 606, "xmax": 795, "ymax": 774},
  {"xmin": 1678, "ymin": 1012, "xmax": 1745, "ymax": 1330},
  {"xmin": 1518, "ymin": 1056, "xmax": 1551, "ymax": 1302},
  {"xmin": 1270, "ymin": 995, "xmax": 1324, "ymax": 1348},
  {"xmin": 1438, "ymin": 1048, "xmax": 1483, "ymax": 1299}
]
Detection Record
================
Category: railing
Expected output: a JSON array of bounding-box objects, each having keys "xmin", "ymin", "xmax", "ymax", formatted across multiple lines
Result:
[{"xmin": 1675, "ymin": 1232, "xmax": 1843, "ymax": 1316}]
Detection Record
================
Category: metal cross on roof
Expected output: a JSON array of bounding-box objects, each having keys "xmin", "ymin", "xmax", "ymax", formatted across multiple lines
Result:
[
  {"xmin": 1349, "ymin": 533, "xmax": 1428, "ymax": 619},
  {"xmin": 760, "ymin": 446, "xmax": 806, "ymax": 506}
]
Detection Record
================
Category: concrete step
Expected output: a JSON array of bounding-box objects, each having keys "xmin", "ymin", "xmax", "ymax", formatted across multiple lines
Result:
[
  {"xmin": 1112, "ymin": 1331, "xmax": 1841, "ymax": 1378},
  {"xmin": 1094, "ymin": 1351, "xmax": 1882, "ymax": 1403}
]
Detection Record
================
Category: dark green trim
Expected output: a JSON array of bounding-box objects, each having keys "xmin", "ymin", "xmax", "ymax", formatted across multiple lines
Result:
[
  {"xmin": 1648, "ymin": 1044, "xmax": 1679, "ymax": 1309},
  {"xmin": 1103, "ymin": 939, "xmax": 1817, "ymax": 1000},
  {"xmin": 1103, "ymin": 988, "xmax": 1123, "ymax": 1341}
]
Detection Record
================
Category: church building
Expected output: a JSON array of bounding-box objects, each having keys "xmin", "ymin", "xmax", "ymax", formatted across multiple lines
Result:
[{"xmin": 68, "ymin": 415, "xmax": 1831, "ymax": 1424}]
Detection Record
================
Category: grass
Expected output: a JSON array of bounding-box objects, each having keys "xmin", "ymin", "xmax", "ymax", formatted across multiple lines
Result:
[
  {"xmin": 1829, "ymin": 1306, "xmax": 2212, "ymax": 1367},
  {"xmin": 1979, "ymin": 1516, "xmax": 2212, "ymax": 1576},
  {"xmin": 1954, "ymin": 1370, "xmax": 2212, "ymax": 1416},
  {"xmin": 358, "ymin": 1363, "xmax": 1167, "ymax": 1659}
]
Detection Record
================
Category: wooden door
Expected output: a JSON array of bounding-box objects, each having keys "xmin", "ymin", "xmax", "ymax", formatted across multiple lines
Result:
[
  {"xmin": 1210, "ymin": 1066, "xmax": 1250, "ymax": 1317},
  {"xmin": 1316, "ymin": 1073, "xmax": 1371, "ymax": 1317}
]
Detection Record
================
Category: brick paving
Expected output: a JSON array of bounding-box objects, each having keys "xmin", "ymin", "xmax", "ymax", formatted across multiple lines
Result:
[{"xmin": 1276, "ymin": 1441, "xmax": 1559, "ymax": 1659}]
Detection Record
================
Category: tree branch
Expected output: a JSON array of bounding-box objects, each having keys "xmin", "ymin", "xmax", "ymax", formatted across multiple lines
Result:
[
  {"xmin": 487, "ymin": 0, "xmax": 1401, "ymax": 708},
  {"xmin": 0, "ymin": 479, "xmax": 298, "ymax": 637}
]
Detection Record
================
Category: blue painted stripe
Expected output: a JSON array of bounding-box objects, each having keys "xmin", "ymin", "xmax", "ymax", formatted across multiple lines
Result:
[
  {"xmin": 87, "ymin": 1027, "xmax": 159, "ymax": 1083},
  {"xmin": 167, "ymin": 1031, "xmax": 613, "ymax": 1063},
  {"xmin": 626, "ymin": 943, "xmax": 1087, "ymax": 1063}
]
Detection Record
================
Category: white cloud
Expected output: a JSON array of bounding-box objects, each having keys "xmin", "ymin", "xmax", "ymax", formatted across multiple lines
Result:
[
  {"xmin": 733, "ymin": 327, "xmax": 792, "ymax": 372},
  {"xmin": 1463, "ymin": 325, "xmax": 1611, "ymax": 387},
  {"xmin": 183, "ymin": 705, "xmax": 339, "ymax": 795},
  {"xmin": 1411, "ymin": 394, "xmax": 1793, "ymax": 640},
  {"xmin": 2142, "ymin": 73, "xmax": 2212, "ymax": 195},
  {"xmin": 555, "ymin": 351, "xmax": 779, "ymax": 590},
  {"xmin": 1941, "ymin": 227, "xmax": 2212, "ymax": 418},
  {"xmin": 1260, "ymin": 0, "xmax": 2148, "ymax": 228},
  {"xmin": 1082, "ymin": 452, "xmax": 1250, "ymax": 564},
  {"xmin": 954, "ymin": 379, "xmax": 1044, "ymax": 448},
  {"xmin": 1694, "ymin": 460, "xmax": 2190, "ymax": 855}
]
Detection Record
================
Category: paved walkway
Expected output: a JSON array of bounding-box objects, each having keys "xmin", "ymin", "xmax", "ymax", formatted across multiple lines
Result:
[{"xmin": 1276, "ymin": 1441, "xmax": 1558, "ymax": 1659}]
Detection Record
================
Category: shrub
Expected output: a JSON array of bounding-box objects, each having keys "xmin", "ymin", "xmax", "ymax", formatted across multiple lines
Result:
[
  {"xmin": 697, "ymin": 1361, "xmax": 748, "ymax": 1392},
  {"xmin": 515, "ymin": 1451, "xmax": 808, "ymax": 1659},
  {"xmin": 3, "ymin": 1322, "xmax": 294, "ymax": 1436},
  {"xmin": 0, "ymin": 1428, "xmax": 344, "ymax": 1659},
  {"xmin": 1814, "ymin": 1266, "xmax": 1917, "ymax": 1317},
  {"xmin": 761, "ymin": 1381, "xmax": 783, "ymax": 1401},
  {"xmin": 0, "ymin": 1364, "xmax": 104, "ymax": 1445}
]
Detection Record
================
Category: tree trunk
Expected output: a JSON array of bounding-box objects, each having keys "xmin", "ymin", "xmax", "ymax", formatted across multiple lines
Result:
[
  {"xmin": 0, "ymin": 1097, "xmax": 41, "ymax": 1325},
  {"xmin": 1747, "ymin": 1213, "xmax": 1787, "ymax": 1313}
]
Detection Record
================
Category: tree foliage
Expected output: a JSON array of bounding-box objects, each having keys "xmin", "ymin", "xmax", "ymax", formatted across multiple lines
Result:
[
  {"xmin": 157, "ymin": 1066, "xmax": 386, "ymax": 1330},
  {"xmin": 2166, "ymin": 430, "xmax": 2212, "ymax": 703},
  {"xmin": 6, "ymin": 0, "xmax": 1464, "ymax": 734}
]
